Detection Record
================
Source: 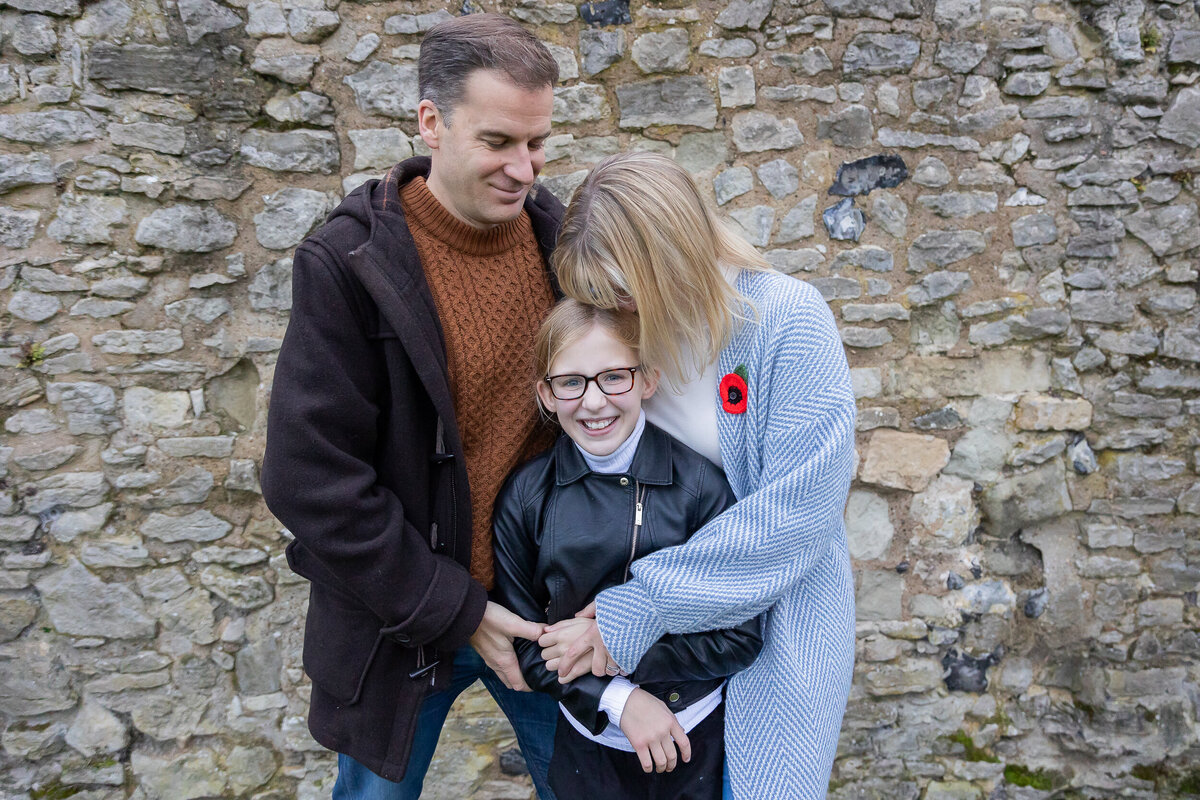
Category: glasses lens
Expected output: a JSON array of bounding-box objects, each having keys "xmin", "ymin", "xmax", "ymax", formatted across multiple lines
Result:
[
  {"xmin": 550, "ymin": 375, "xmax": 586, "ymax": 400},
  {"xmin": 597, "ymin": 369, "xmax": 634, "ymax": 395}
]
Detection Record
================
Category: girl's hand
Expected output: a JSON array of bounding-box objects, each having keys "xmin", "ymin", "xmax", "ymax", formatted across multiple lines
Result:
[
  {"xmin": 619, "ymin": 689, "xmax": 691, "ymax": 773},
  {"xmin": 539, "ymin": 617, "xmax": 616, "ymax": 682}
]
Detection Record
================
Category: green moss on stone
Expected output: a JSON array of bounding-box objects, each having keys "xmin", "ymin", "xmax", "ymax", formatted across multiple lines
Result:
[
  {"xmin": 947, "ymin": 730, "xmax": 999, "ymax": 763},
  {"xmin": 1004, "ymin": 764, "xmax": 1054, "ymax": 790}
]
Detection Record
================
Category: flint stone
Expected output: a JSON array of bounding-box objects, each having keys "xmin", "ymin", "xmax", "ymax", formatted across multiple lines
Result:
[
  {"xmin": 617, "ymin": 77, "xmax": 716, "ymax": 130},
  {"xmin": 1003, "ymin": 72, "xmax": 1050, "ymax": 96},
  {"xmin": 1011, "ymin": 213, "xmax": 1057, "ymax": 247},
  {"xmin": 141, "ymin": 510, "xmax": 231, "ymax": 543},
  {"xmin": 918, "ymin": 191, "xmax": 997, "ymax": 217},
  {"xmin": 132, "ymin": 749, "xmax": 226, "ymax": 800},
  {"xmin": 251, "ymin": 38, "xmax": 319, "ymax": 84},
  {"xmin": 349, "ymin": 129, "xmax": 411, "ymax": 170},
  {"xmin": 0, "ymin": 153, "xmax": 55, "ymax": 191},
  {"xmin": 249, "ymin": 257, "xmax": 292, "ymax": 312},
  {"xmin": 36, "ymin": 559, "xmax": 155, "ymax": 638},
  {"xmin": 288, "ymin": 8, "xmax": 339, "ymax": 42},
  {"xmin": 1158, "ymin": 86, "xmax": 1200, "ymax": 148},
  {"xmin": 982, "ymin": 460, "xmax": 1071, "ymax": 535},
  {"xmin": 66, "ymin": 700, "xmax": 128, "ymax": 757},
  {"xmin": 860, "ymin": 429, "xmax": 950, "ymax": 492},
  {"xmin": 245, "ymin": 1, "xmax": 286, "ymax": 36},
  {"xmin": 8, "ymin": 290, "xmax": 60, "ymax": 322},
  {"xmin": 199, "ymin": 565, "xmax": 273, "ymax": 609},
  {"xmin": 817, "ymin": 105, "xmax": 873, "ymax": 148},
  {"xmin": 1124, "ymin": 204, "xmax": 1200, "ymax": 257},
  {"xmin": 88, "ymin": 43, "xmax": 215, "ymax": 95},
  {"xmin": 510, "ymin": 0, "xmax": 575, "ymax": 24},
  {"xmin": 718, "ymin": 66, "xmax": 756, "ymax": 108},
  {"xmin": 553, "ymin": 84, "xmax": 609, "ymax": 124},
  {"xmin": 714, "ymin": 167, "xmax": 753, "ymax": 205},
  {"xmin": 383, "ymin": 9, "xmax": 451, "ymax": 33},
  {"xmin": 821, "ymin": 0, "xmax": 914, "ymax": 19},
  {"xmin": 829, "ymin": 154, "xmax": 908, "ymax": 197},
  {"xmin": 907, "ymin": 271, "xmax": 972, "ymax": 306},
  {"xmin": 135, "ymin": 205, "xmax": 236, "ymax": 252},
  {"xmin": 843, "ymin": 34, "xmax": 920, "ymax": 75},
  {"xmin": 935, "ymin": 42, "xmax": 987, "ymax": 73},
  {"xmin": 632, "ymin": 29, "xmax": 689, "ymax": 74},
  {"xmin": 877, "ymin": 128, "xmax": 980, "ymax": 152},
  {"xmin": 47, "ymin": 194, "xmax": 128, "ymax": 244},
  {"xmin": 1162, "ymin": 328, "xmax": 1200, "ymax": 362},
  {"xmin": 1069, "ymin": 290, "xmax": 1133, "ymax": 324},
  {"xmin": 715, "ymin": 0, "xmax": 772, "ymax": 29},
  {"xmin": 913, "ymin": 157, "xmax": 950, "ymax": 187},
  {"xmin": 241, "ymin": 129, "xmax": 339, "ymax": 174},
  {"xmin": 254, "ymin": 188, "xmax": 336, "ymax": 250},
  {"xmin": 178, "ymin": 0, "xmax": 240, "ymax": 43},
  {"xmin": 265, "ymin": 91, "xmax": 334, "ymax": 127},
  {"xmin": 823, "ymin": 198, "xmax": 864, "ymax": 241},
  {"xmin": 907, "ymin": 230, "xmax": 986, "ymax": 271},
  {"xmin": 0, "ymin": 110, "xmax": 100, "ymax": 144},
  {"xmin": 756, "ymin": 159, "xmax": 797, "ymax": 199}
]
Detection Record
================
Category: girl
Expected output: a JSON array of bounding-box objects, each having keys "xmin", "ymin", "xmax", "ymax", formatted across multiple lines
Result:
[
  {"xmin": 491, "ymin": 299, "xmax": 763, "ymax": 800},
  {"xmin": 538, "ymin": 151, "xmax": 858, "ymax": 800}
]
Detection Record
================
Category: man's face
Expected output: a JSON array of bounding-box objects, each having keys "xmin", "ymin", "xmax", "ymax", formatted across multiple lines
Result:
[{"xmin": 419, "ymin": 69, "xmax": 554, "ymax": 230}]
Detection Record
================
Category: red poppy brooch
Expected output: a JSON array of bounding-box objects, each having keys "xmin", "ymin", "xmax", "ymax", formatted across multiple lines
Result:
[{"xmin": 720, "ymin": 365, "xmax": 749, "ymax": 414}]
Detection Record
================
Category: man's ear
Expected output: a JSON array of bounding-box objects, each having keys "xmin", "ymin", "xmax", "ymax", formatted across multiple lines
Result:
[
  {"xmin": 535, "ymin": 380, "xmax": 559, "ymax": 416},
  {"xmin": 640, "ymin": 368, "xmax": 660, "ymax": 401},
  {"xmin": 417, "ymin": 99, "xmax": 442, "ymax": 150}
]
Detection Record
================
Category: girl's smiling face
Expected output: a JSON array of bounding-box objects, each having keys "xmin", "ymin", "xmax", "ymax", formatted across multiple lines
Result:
[{"xmin": 536, "ymin": 322, "xmax": 658, "ymax": 458}]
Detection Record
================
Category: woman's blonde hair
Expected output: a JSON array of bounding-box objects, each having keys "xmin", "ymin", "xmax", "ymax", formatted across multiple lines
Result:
[
  {"xmin": 552, "ymin": 151, "xmax": 768, "ymax": 385},
  {"xmin": 533, "ymin": 298, "xmax": 643, "ymax": 385}
]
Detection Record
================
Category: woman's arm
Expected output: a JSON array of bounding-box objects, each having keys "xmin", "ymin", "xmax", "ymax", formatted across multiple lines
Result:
[{"xmin": 595, "ymin": 282, "xmax": 856, "ymax": 673}]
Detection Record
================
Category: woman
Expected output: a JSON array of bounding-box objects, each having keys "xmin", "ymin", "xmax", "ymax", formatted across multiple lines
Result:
[{"xmin": 537, "ymin": 151, "xmax": 857, "ymax": 799}]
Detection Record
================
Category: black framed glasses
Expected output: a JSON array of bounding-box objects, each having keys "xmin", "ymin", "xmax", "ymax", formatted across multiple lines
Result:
[{"xmin": 544, "ymin": 367, "xmax": 641, "ymax": 401}]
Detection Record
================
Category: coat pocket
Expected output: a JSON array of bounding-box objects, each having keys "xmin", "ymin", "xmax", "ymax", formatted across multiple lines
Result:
[{"xmin": 302, "ymin": 580, "xmax": 386, "ymax": 705}]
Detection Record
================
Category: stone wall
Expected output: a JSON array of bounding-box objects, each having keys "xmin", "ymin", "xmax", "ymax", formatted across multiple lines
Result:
[{"xmin": 1, "ymin": 0, "xmax": 1198, "ymax": 797}]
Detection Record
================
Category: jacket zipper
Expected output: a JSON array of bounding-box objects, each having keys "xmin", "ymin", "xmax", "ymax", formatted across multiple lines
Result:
[{"xmin": 624, "ymin": 480, "xmax": 647, "ymax": 582}]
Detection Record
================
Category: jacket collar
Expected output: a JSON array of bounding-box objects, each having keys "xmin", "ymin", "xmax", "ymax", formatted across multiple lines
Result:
[{"xmin": 554, "ymin": 421, "xmax": 675, "ymax": 486}]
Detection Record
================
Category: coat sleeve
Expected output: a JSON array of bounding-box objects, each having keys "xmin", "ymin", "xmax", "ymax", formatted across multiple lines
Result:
[
  {"xmin": 261, "ymin": 236, "xmax": 486, "ymax": 652},
  {"xmin": 629, "ymin": 458, "xmax": 764, "ymax": 683},
  {"xmin": 491, "ymin": 472, "xmax": 613, "ymax": 735},
  {"xmin": 594, "ymin": 284, "xmax": 856, "ymax": 672}
]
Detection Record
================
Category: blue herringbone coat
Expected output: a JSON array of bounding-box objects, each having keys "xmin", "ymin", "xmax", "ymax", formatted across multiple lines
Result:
[{"xmin": 595, "ymin": 269, "xmax": 857, "ymax": 799}]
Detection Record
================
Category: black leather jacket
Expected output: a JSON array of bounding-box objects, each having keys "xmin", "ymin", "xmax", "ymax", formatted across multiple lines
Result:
[{"xmin": 492, "ymin": 422, "xmax": 764, "ymax": 734}]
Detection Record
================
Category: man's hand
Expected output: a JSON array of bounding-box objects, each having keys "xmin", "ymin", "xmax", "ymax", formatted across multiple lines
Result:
[
  {"xmin": 539, "ymin": 616, "xmax": 614, "ymax": 682},
  {"xmin": 469, "ymin": 601, "xmax": 544, "ymax": 692},
  {"xmin": 619, "ymin": 689, "xmax": 691, "ymax": 773}
]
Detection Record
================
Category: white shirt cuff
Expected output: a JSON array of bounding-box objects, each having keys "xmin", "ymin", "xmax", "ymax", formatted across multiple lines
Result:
[{"xmin": 598, "ymin": 676, "xmax": 638, "ymax": 728}]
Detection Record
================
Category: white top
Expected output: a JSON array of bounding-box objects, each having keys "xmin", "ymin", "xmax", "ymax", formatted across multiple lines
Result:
[{"xmin": 643, "ymin": 338, "xmax": 723, "ymax": 469}]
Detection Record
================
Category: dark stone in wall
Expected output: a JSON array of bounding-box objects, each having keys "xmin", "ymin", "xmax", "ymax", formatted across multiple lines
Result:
[
  {"xmin": 942, "ymin": 648, "xmax": 1001, "ymax": 693},
  {"xmin": 829, "ymin": 154, "xmax": 909, "ymax": 196},
  {"xmin": 88, "ymin": 43, "xmax": 218, "ymax": 96},
  {"xmin": 580, "ymin": 0, "xmax": 631, "ymax": 26}
]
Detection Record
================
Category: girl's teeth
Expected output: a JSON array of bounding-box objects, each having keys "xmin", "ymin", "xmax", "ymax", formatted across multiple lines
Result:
[{"xmin": 584, "ymin": 419, "xmax": 612, "ymax": 430}]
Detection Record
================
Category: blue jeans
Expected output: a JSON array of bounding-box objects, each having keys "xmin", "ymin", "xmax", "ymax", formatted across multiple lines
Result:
[{"xmin": 332, "ymin": 646, "xmax": 558, "ymax": 800}]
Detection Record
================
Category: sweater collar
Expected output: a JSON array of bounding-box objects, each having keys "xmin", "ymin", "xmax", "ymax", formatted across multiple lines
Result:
[
  {"xmin": 399, "ymin": 176, "xmax": 531, "ymax": 257},
  {"xmin": 555, "ymin": 419, "xmax": 674, "ymax": 486}
]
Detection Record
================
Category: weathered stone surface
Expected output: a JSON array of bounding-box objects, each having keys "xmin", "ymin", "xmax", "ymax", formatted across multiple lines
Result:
[
  {"xmin": 718, "ymin": 66, "xmax": 756, "ymax": 109},
  {"xmin": 817, "ymin": 105, "xmax": 873, "ymax": 148},
  {"xmin": 1015, "ymin": 396, "xmax": 1092, "ymax": 431},
  {"xmin": 343, "ymin": 61, "xmax": 418, "ymax": 119},
  {"xmin": 132, "ymin": 749, "xmax": 227, "ymax": 800},
  {"xmin": 66, "ymin": 700, "xmax": 129, "ymax": 756},
  {"xmin": 907, "ymin": 230, "xmax": 987, "ymax": 271},
  {"xmin": 617, "ymin": 77, "xmax": 716, "ymax": 129},
  {"xmin": 249, "ymin": 257, "xmax": 293, "ymax": 312},
  {"xmin": 631, "ymin": 29, "xmax": 689, "ymax": 74},
  {"xmin": 1124, "ymin": 204, "xmax": 1200, "ymax": 257},
  {"xmin": 251, "ymin": 38, "xmax": 319, "ymax": 84},
  {"xmin": 135, "ymin": 205, "xmax": 236, "ymax": 252},
  {"xmin": 579, "ymin": 29, "xmax": 624, "ymax": 76},
  {"xmin": 982, "ymin": 460, "xmax": 1072, "ymax": 535},
  {"xmin": 843, "ymin": 34, "xmax": 921, "ymax": 75},
  {"xmin": 35, "ymin": 559, "xmax": 155, "ymax": 638},
  {"xmin": 714, "ymin": 0, "xmax": 772, "ymax": 29},
  {"xmin": 177, "ymin": 0, "xmax": 240, "ymax": 43},
  {"xmin": 141, "ymin": 509, "xmax": 231, "ymax": 542},
  {"xmin": 1158, "ymin": 86, "xmax": 1200, "ymax": 148},
  {"xmin": 918, "ymin": 192, "xmax": 997, "ymax": 218},
  {"xmin": 241, "ymin": 129, "xmax": 339, "ymax": 174},
  {"xmin": 845, "ymin": 490, "xmax": 894, "ymax": 560},
  {"xmin": 732, "ymin": 111, "xmax": 803, "ymax": 152},
  {"xmin": 47, "ymin": 194, "xmax": 128, "ymax": 244},
  {"xmin": 714, "ymin": 167, "xmax": 753, "ymax": 205},
  {"xmin": 822, "ymin": 0, "xmax": 914, "ymax": 20},
  {"xmin": 0, "ymin": 110, "xmax": 101, "ymax": 144},
  {"xmin": 199, "ymin": 565, "xmax": 272, "ymax": 609},
  {"xmin": 553, "ymin": 84, "xmax": 610, "ymax": 124},
  {"xmin": 93, "ymin": 329, "xmax": 183, "ymax": 355},
  {"xmin": 860, "ymin": 430, "xmax": 951, "ymax": 492},
  {"xmin": 0, "ymin": 153, "xmax": 55, "ymax": 192},
  {"xmin": 89, "ymin": 44, "xmax": 215, "ymax": 95},
  {"xmin": 254, "ymin": 188, "xmax": 337, "ymax": 250},
  {"xmin": 265, "ymin": 91, "xmax": 335, "ymax": 127}
]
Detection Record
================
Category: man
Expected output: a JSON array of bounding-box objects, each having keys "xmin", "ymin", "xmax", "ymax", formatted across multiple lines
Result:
[{"xmin": 261, "ymin": 14, "xmax": 562, "ymax": 799}]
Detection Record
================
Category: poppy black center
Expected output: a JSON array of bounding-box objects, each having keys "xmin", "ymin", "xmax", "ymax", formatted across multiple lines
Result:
[{"xmin": 727, "ymin": 386, "xmax": 743, "ymax": 404}]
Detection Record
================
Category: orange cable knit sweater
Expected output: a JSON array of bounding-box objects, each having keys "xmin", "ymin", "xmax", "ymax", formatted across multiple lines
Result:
[{"xmin": 401, "ymin": 177, "xmax": 556, "ymax": 588}]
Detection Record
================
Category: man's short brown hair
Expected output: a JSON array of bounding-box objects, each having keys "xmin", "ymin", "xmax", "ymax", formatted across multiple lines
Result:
[{"xmin": 419, "ymin": 14, "xmax": 559, "ymax": 122}]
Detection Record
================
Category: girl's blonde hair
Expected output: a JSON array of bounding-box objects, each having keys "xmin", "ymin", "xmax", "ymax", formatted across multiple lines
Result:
[
  {"xmin": 552, "ymin": 151, "xmax": 768, "ymax": 385},
  {"xmin": 533, "ymin": 298, "xmax": 643, "ymax": 384}
]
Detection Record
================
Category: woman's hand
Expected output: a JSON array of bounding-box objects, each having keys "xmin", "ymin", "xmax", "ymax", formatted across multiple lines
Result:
[
  {"xmin": 619, "ymin": 689, "xmax": 691, "ymax": 773},
  {"xmin": 538, "ymin": 616, "xmax": 617, "ymax": 682}
]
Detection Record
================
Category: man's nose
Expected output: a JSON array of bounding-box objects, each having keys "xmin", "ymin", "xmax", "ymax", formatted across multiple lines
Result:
[{"xmin": 505, "ymin": 145, "xmax": 536, "ymax": 185}]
